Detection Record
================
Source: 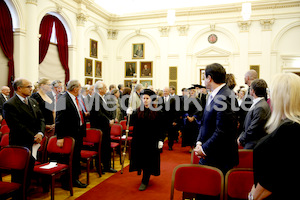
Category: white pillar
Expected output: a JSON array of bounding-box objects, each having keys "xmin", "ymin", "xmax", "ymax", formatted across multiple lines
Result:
[
  {"xmin": 25, "ymin": 0, "xmax": 39, "ymax": 82},
  {"xmin": 76, "ymin": 12, "xmax": 87, "ymax": 84}
]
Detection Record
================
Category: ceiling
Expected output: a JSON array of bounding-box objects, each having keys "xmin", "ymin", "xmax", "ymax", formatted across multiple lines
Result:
[{"xmin": 94, "ymin": 0, "xmax": 258, "ymax": 15}]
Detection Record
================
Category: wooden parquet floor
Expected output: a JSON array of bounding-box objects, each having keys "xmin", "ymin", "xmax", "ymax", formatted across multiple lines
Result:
[{"xmin": 3, "ymin": 155, "xmax": 130, "ymax": 200}]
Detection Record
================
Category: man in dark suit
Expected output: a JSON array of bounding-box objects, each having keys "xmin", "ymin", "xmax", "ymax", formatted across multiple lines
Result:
[
  {"xmin": 194, "ymin": 63, "xmax": 239, "ymax": 174},
  {"xmin": 238, "ymin": 70, "xmax": 258, "ymax": 134},
  {"xmin": 0, "ymin": 86, "xmax": 10, "ymax": 122},
  {"xmin": 89, "ymin": 81, "xmax": 117, "ymax": 173},
  {"xmin": 3, "ymin": 78, "xmax": 45, "ymax": 187},
  {"xmin": 55, "ymin": 80, "xmax": 87, "ymax": 188},
  {"xmin": 238, "ymin": 79, "xmax": 271, "ymax": 149}
]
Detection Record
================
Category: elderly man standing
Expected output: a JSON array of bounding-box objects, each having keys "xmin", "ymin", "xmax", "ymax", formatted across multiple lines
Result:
[
  {"xmin": 3, "ymin": 78, "xmax": 45, "ymax": 189},
  {"xmin": 0, "ymin": 86, "xmax": 10, "ymax": 122},
  {"xmin": 55, "ymin": 80, "xmax": 87, "ymax": 188},
  {"xmin": 90, "ymin": 81, "xmax": 117, "ymax": 173}
]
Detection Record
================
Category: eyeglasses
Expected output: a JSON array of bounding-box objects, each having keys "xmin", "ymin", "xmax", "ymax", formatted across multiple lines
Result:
[{"xmin": 21, "ymin": 85, "xmax": 33, "ymax": 89}]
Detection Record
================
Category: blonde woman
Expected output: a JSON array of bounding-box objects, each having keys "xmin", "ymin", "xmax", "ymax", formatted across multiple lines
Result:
[
  {"xmin": 31, "ymin": 78, "xmax": 55, "ymax": 137},
  {"xmin": 249, "ymin": 73, "xmax": 300, "ymax": 200}
]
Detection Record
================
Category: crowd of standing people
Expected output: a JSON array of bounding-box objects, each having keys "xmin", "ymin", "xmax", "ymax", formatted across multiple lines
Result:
[{"xmin": 1, "ymin": 62, "xmax": 300, "ymax": 199}]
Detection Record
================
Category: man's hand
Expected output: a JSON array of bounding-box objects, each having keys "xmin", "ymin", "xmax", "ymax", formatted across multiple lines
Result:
[
  {"xmin": 237, "ymin": 137, "xmax": 242, "ymax": 147},
  {"xmin": 34, "ymin": 134, "xmax": 43, "ymax": 143},
  {"xmin": 57, "ymin": 139, "xmax": 64, "ymax": 147},
  {"xmin": 193, "ymin": 144, "xmax": 206, "ymax": 158}
]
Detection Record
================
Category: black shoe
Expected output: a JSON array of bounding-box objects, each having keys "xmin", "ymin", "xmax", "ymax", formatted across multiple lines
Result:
[
  {"xmin": 168, "ymin": 147, "xmax": 173, "ymax": 151},
  {"xmin": 139, "ymin": 183, "xmax": 147, "ymax": 191},
  {"xmin": 73, "ymin": 179, "xmax": 87, "ymax": 188},
  {"xmin": 103, "ymin": 168, "xmax": 117, "ymax": 173}
]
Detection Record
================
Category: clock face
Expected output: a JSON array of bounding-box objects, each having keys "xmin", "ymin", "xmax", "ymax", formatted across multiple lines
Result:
[{"xmin": 208, "ymin": 34, "xmax": 218, "ymax": 44}]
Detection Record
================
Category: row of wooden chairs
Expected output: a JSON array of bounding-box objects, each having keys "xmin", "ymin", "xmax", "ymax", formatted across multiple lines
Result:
[
  {"xmin": 172, "ymin": 149, "xmax": 254, "ymax": 200},
  {"xmin": 170, "ymin": 164, "xmax": 253, "ymax": 200}
]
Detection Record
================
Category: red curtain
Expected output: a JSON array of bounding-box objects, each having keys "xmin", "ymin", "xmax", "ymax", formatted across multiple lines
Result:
[
  {"xmin": 39, "ymin": 15, "xmax": 69, "ymax": 85},
  {"xmin": 39, "ymin": 15, "xmax": 55, "ymax": 64},
  {"xmin": 54, "ymin": 19, "xmax": 69, "ymax": 84},
  {"xmin": 0, "ymin": 0, "xmax": 14, "ymax": 94}
]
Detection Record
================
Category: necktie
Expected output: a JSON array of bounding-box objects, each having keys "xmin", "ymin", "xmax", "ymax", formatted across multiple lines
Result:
[
  {"xmin": 75, "ymin": 97, "xmax": 84, "ymax": 125},
  {"xmin": 24, "ymin": 98, "xmax": 28, "ymax": 105},
  {"xmin": 207, "ymin": 95, "xmax": 213, "ymax": 106}
]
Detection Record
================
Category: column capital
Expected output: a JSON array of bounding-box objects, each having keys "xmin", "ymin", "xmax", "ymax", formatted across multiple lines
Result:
[
  {"xmin": 107, "ymin": 29, "xmax": 118, "ymax": 40},
  {"xmin": 260, "ymin": 19, "xmax": 275, "ymax": 31},
  {"xmin": 158, "ymin": 26, "xmax": 170, "ymax": 37},
  {"xmin": 177, "ymin": 25, "xmax": 189, "ymax": 36},
  {"xmin": 77, "ymin": 13, "xmax": 87, "ymax": 26},
  {"xmin": 237, "ymin": 21, "xmax": 251, "ymax": 32}
]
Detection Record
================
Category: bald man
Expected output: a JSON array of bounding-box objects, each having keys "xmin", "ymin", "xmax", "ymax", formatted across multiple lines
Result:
[
  {"xmin": 238, "ymin": 70, "xmax": 258, "ymax": 134},
  {"xmin": 0, "ymin": 86, "xmax": 10, "ymax": 122},
  {"xmin": 3, "ymin": 78, "xmax": 45, "ymax": 188}
]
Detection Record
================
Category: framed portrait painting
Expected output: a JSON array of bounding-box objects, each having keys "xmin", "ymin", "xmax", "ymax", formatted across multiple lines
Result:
[
  {"xmin": 140, "ymin": 80, "xmax": 152, "ymax": 88},
  {"xmin": 140, "ymin": 61, "xmax": 153, "ymax": 78},
  {"xmin": 90, "ymin": 39, "xmax": 98, "ymax": 58},
  {"xmin": 95, "ymin": 60, "xmax": 102, "ymax": 78},
  {"xmin": 132, "ymin": 43, "xmax": 144, "ymax": 59},
  {"xmin": 85, "ymin": 58, "xmax": 93, "ymax": 77},
  {"xmin": 95, "ymin": 78, "xmax": 103, "ymax": 83},
  {"xmin": 250, "ymin": 65, "xmax": 260, "ymax": 78},
  {"xmin": 124, "ymin": 79, "xmax": 137, "ymax": 89},
  {"xmin": 85, "ymin": 78, "xmax": 93, "ymax": 85},
  {"xmin": 125, "ymin": 62, "xmax": 137, "ymax": 78}
]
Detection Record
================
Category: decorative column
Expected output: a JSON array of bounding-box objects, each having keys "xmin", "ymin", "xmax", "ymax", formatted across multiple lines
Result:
[
  {"xmin": 238, "ymin": 21, "xmax": 251, "ymax": 75},
  {"xmin": 25, "ymin": 0, "xmax": 39, "ymax": 82},
  {"xmin": 76, "ymin": 12, "xmax": 87, "ymax": 82},
  {"xmin": 260, "ymin": 19, "xmax": 275, "ymax": 83}
]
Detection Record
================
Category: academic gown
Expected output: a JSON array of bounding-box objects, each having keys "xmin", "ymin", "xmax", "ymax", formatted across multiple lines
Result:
[{"xmin": 129, "ymin": 108, "xmax": 164, "ymax": 176}]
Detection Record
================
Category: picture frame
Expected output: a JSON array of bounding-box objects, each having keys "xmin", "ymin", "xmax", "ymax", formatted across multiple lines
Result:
[
  {"xmin": 125, "ymin": 62, "xmax": 137, "ymax": 78},
  {"xmin": 132, "ymin": 43, "xmax": 144, "ymax": 59},
  {"xmin": 85, "ymin": 58, "xmax": 93, "ymax": 77},
  {"xmin": 124, "ymin": 79, "xmax": 137, "ymax": 88},
  {"xmin": 85, "ymin": 78, "xmax": 93, "ymax": 85},
  {"xmin": 140, "ymin": 61, "xmax": 153, "ymax": 78},
  {"xmin": 250, "ymin": 65, "xmax": 260, "ymax": 78},
  {"xmin": 95, "ymin": 60, "xmax": 102, "ymax": 78},
  {"xmin": 95, "ymin": 78, "xmax": 103, "ymax": 83},
  {"xmin": 140, "ymin": 80, "xmax": 152, "ymax": 88},
  {"xmin": 90, "ymin": 39, "xmax": 98, "ymax": 58},
  {"xmin": 200, "ymin": 69, "xmax": 205, "ymax": 86}
]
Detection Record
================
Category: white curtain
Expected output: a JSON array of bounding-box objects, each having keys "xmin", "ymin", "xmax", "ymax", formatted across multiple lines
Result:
[
  {"xmin": 0, "ymin": 47, "xmax": 9, "ymax": 87},
  {"xmin": 39, "ymin": 43, "xmax": 65, "ymax": 83}
]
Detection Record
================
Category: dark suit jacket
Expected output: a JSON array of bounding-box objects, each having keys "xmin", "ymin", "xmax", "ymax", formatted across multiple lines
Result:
[
  {"xmin": 3, "ymin": 95, "xmax": 45, "ymax": 150},
  {"xmin": 89, "ymin": 94, "xmax": 112, "ymax": 132},
  {"xmin": 197, "ymin": 85, "xmax": 239, "ymax": 172},
  {"xmin": 55, "ymin": 92, "xmax": 86, "ymax": 140},
  {"xmin": 0, "ymin": 93, "xmax": 8, "ymax": 116},
  {"xmin": 239, "ymin": 98, "xmax": 271, "ymax": 149}
]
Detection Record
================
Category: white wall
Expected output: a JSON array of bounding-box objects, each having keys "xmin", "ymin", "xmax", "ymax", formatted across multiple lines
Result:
[{"xmin": 1, "ymin": 0, "xmax": 300, "ymax": 94}]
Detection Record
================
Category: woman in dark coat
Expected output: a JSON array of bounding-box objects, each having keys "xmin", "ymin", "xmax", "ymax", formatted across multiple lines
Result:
[
  {"xmin": 249, "ymin": 73, "xmax": 300, "ymax": 200},
  {"xmin": 128, "ymin": 89, "xmax": 164, "ymax": 191}
]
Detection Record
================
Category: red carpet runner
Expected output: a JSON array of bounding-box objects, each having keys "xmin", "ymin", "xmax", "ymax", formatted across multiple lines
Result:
[{"xmin": 76, "ymin": 142, "xmax": 191, "ymax": 200}]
